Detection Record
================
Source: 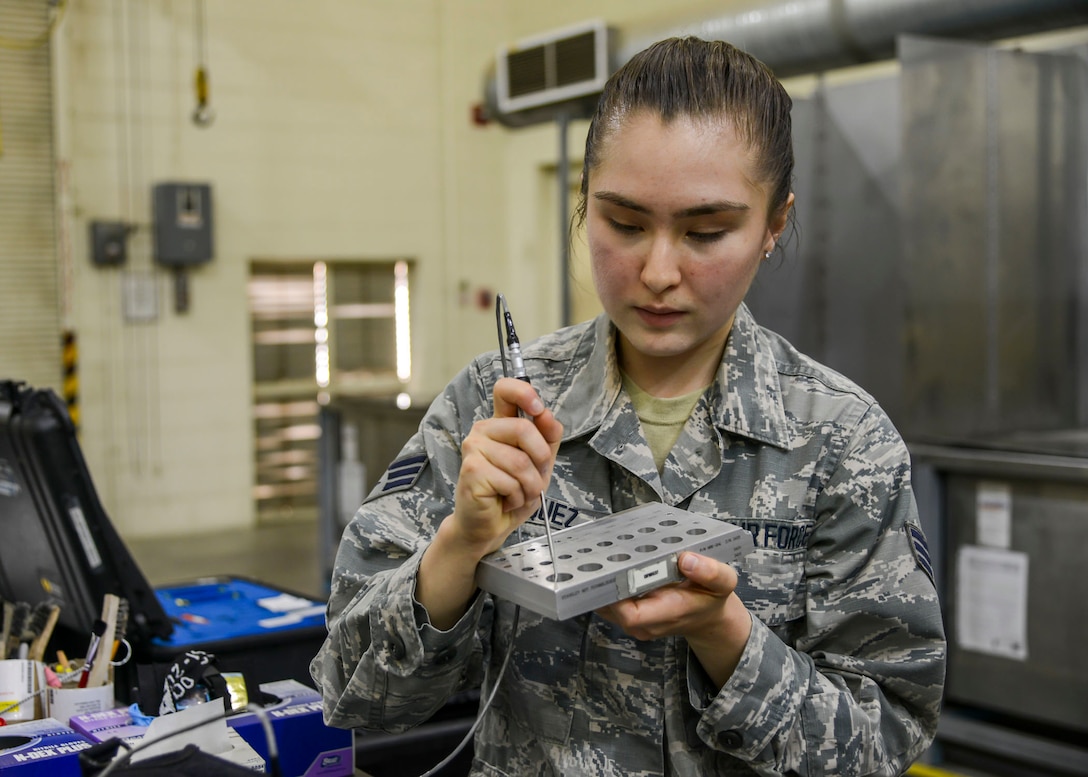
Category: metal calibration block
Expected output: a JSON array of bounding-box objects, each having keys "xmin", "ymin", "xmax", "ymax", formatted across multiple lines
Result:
[{"xmin": 475, "ymin": 502, "xmax": 754, "ymax": 620}]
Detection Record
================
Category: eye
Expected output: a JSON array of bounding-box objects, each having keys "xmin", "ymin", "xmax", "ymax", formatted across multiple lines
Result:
[
  {"xmin": 686, "ymin": 230, "xmax": 726, "ymax": 244},
  {"xmin": 607, "ymin": 219, "xmax": 642, "ymax": 235}
]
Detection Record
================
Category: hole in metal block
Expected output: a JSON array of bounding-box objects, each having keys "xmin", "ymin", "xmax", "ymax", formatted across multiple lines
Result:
[
  {"xmin": 577, "ymin": 563, "xmax": 603, "ymax": 572},
  {"xmin": 596, "ymin": 540, "xmax": 613, "ymax": 547},
  {"xmin": 662, "ymin": 536, "xmax": 682, "ymax": 544},
  {"xmin": 577, "ymin": 547, "xmax": 593, "ymax": 554},
  {"xmin": 686, "ymin": 528, "xmax": 707, "ymax": 535},
  {"xmin": 547, "ymin": 572, "xmax": 574, "ymax": 583},
  {"xmin": 660, "ymin": 519, "xmax": 678, "ymax": 526},
  {"xmin": 607, "ymin": 553, "xmax": 631, "ymax": 562},
  {"xmin": 635, "ymin": 545, "xmax": 657, "ymax": 553},
  {"xmin": 618, "ymin": 533, "xmax": 634, "ymax": 540},
  {"xmin": 637, "ymin": 526, "xmax": 656, "ymax": 533}
]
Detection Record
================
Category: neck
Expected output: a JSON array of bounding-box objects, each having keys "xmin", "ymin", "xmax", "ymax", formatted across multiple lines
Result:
[{"xmin": 617, "ymin": 323, "xmax": 731, "ymax": 398}]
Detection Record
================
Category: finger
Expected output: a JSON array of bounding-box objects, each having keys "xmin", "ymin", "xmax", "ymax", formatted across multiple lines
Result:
[
  {"xmin": 677, "ymin": 553, "xmax": 738, "ymax": 597},
  {"xmin": 462, "ymin": 432, "xmax": 544, "ymax": 499},
  {"xmin": 491, "ymin": 379, "xmax": 564, "ymax": 471},
  {"xmin": 493, "ymin": 377, "xmax": 545, "ymax": 419},
  {"xmin": 467, "ymin": 416, "xmax": 554, "ymax": 477},
  {"xmin": 595, "ymin": 590, "xmax": 685, "ymax": 641},
  {"xmin": 534, "ymin": 406, "xmax": 564, "ymax": 449}
]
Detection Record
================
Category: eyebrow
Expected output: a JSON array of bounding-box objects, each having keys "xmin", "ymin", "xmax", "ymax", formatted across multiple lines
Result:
[{"xmin": 592, "ymin": 190, "xmax": 750, "ymax": 218}]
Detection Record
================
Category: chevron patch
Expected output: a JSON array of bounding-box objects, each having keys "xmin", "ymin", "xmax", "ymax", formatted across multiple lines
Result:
[
  {"xmin": 908, "ymin": 523, "xmax": 935, "ymax": 587},
  {"xmin": 380, "ymin": 453, "xmax": 429, "ymax": 494}
]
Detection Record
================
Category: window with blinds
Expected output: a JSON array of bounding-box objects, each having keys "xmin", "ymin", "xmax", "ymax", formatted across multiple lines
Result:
[{"xmin": 0, "ymin": 0, "xmax": 61, "ymax": 392}]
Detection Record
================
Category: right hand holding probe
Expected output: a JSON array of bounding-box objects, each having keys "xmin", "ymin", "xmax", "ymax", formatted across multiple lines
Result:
[{"xmin": 453, "ymin": 377, "xmax": 562, "ymax": 559}]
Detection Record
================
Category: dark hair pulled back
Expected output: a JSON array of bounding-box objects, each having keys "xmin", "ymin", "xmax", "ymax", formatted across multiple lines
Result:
[{"xmin": 576, "ymin": 37, "xmax": 793, "ymax": 226}]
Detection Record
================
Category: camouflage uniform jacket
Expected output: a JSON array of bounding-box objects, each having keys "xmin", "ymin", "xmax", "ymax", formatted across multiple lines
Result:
[{"xmin": 312, "ymin": 304, "xmax": 946, "ymax": 777}]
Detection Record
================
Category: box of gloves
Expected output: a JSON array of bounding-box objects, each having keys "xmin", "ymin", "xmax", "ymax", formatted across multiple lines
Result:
[
  {"xmin": 227, "ymin": 679, "xmax": 353, "ymax": 777},
  {"xmin": 70, "ymin": 703, "xmax": 264, "ymax": 772},
  {"xmin": 0, "ymin": 717, "xmax": 92, "ymax": 777}
]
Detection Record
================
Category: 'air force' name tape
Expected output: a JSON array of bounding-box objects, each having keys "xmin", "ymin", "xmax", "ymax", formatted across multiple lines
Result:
[{"xmin": 380, "ymin": 454, "xmax": 428, "ymax": 493}]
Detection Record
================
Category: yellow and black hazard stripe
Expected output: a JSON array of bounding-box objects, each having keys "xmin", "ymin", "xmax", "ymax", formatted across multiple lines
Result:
[
  {"xmin": 62, "ymin": 330, "xmax": 79, "ymax": 430},
  {"xmin": 907, "ymin": 764, "xmax": 971, "ymax": 777}
]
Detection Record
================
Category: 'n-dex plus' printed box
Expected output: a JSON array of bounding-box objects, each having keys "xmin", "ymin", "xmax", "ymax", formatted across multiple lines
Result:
[{"xmin": 0, "ymin": 717, "xmax": 92, "ymax": 777}]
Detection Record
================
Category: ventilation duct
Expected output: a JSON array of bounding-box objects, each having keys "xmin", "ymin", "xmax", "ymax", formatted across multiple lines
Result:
[{"xmin": 483, "ymin": 0, "xmax": 1088, "ymax": 127}]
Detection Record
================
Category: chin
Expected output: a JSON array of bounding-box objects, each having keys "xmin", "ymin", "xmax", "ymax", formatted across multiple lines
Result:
[{"xmin": 625, "ymin": 332, "xmax": 695, "ymax": 360}]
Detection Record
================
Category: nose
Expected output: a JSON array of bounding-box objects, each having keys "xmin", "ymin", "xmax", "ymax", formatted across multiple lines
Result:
[{"xmin": 640, "ymin": 236, "xmax": 681, "ymax": 294}]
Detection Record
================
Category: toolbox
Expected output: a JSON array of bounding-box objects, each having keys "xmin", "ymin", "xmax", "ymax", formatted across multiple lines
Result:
[{"xmin": 142, "ymin": 575, "xmax": 326, "ymax": 689}]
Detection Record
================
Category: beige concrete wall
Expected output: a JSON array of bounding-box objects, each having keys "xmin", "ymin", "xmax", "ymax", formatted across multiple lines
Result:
[{"xmin": 50, "ymin": 0, "xmax": 754, "ymax": 538}]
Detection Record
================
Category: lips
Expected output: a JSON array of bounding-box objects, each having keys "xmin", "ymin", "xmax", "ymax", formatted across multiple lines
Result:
[{"xmin": 635, "ymin": 306, "xmax": 685, "ymax": 328}]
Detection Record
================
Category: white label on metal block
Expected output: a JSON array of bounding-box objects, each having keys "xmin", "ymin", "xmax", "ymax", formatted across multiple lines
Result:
[{"xmin": 627, "ymin": 559, "xmax": 671, "ymax": 595}]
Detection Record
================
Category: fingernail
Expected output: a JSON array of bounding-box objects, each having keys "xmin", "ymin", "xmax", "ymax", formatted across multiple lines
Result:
[
  {"xmin": 680, "ymin": 554, "xmax": 698, "ymax": 574},
  {"xmin": 528, "ymin": 398, "xmax": 544, "ymax": 416}
]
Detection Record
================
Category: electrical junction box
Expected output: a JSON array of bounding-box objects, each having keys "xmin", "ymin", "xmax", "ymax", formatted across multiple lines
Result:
[
  {"xmin": 152, "ymin": 182, "xmax": 213, "ymax": 266},
  {"xmin": 476, "ymin": 503, "xmax": 754, "ymax": 620},
  {"xmin": 89, "ymin": 220, "xmax": 129, "ymax": 266}
]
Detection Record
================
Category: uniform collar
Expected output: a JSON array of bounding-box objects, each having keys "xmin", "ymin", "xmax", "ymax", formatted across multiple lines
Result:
[
  {"xmin": 713, "ymin": 303, "xmax": 790, "ymax": 449},
  {"xmin": 551, "ymin": 304, "xmax": 789, "ymax": 450}
]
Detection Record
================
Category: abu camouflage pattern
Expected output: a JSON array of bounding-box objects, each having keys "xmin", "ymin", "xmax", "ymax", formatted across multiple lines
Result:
[{"xmin": 311, "ymin": 303, "xmax": 946, "ymax": 776}]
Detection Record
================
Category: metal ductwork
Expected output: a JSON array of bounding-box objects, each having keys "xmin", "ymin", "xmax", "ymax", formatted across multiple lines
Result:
[{"xmin": 483, "ymin": 0, "xmax": 1088, "ymax": 127}]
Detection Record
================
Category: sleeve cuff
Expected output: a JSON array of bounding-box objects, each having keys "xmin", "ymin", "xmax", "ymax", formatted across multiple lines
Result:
[
  {"xmin": 367, "ymin": 550, "xmax": 484, "ymax": 677},
  {"xmin": 691, "ymin": 617, "xmax": 806, "ymax": 756}
]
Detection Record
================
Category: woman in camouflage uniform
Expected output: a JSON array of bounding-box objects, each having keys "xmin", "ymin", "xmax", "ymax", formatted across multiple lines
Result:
[{"xmin": 313, "ymin": 37, "xmax": 946, "ymax": 777}]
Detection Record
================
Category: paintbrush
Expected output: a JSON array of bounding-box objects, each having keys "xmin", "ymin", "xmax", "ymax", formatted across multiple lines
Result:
[
  {"xmin": 77, "ymin": 619, "xmax": 107, "ymax": 689},
  {"xmin": 85, "ymin": 594, "xmax": 120, "ymax": 688}
]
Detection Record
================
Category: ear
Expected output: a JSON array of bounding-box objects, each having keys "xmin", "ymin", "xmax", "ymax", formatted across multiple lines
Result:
[{"xmin": 764, "ymin": 192, "xmax": 794, "ymax": 252}]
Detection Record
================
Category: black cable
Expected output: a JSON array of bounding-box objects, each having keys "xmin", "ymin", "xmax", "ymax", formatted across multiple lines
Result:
[{"xmin": 496, "ymin": 293, "xmax": 511, "ymax": 378}]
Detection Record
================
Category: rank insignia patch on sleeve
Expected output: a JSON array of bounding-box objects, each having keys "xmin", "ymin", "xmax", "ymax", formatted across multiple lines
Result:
[
  {"xmin": 380, "ymin": 453, "xmax": 428, "ymax": 494},
  {"xmin": 907, "ymin": 523, "xmax": 935, "ymax": 587}
]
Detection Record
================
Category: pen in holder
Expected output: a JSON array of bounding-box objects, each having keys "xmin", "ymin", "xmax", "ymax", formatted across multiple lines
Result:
[{"xmin": 47, "ymin": 642, "xmax": 129, "ymax": 726}]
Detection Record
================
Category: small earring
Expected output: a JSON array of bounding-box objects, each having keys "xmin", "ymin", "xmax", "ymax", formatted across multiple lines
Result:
[{"xmin": 763, "ymin": 250, "xmax": 772, "ymax": 260}]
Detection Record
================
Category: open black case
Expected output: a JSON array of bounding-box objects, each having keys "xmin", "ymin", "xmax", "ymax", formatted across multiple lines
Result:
[
  {"xmin": 0, "ymin": 380, "xmax": 172, "ymax": 648},
  {"xmin": 0, "ymin": 380, "xmax": 325, "ymax": 701}
]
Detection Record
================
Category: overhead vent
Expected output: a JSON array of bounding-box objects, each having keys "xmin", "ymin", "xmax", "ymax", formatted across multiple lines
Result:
[{"xmin": 495, "ymin": 20, "xmax": 610, "ymax": 115}]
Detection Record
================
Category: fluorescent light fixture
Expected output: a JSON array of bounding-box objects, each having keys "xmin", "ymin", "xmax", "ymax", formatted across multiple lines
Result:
[
  {"xmin": 313, "ymin": 261, "xmax": 330, "ymax": 387},
  {"xmin": 394, "ymin": 260, "xmax": 411, "ymax": 382}
]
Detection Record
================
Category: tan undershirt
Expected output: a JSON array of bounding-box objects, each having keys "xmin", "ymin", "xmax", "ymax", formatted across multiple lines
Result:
[{"xmin": 621, "ymin": 372, "xmax": 707, "ymax": 474}]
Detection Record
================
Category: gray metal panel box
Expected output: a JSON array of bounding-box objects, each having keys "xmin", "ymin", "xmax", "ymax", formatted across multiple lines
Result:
[
  {"xmin": 153, "ymin": 182, "xmax": 214, "ymax": 266},
  {"xmin": 920, "ymin": 442, "xmax": 1088, "ymax": 736}
]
